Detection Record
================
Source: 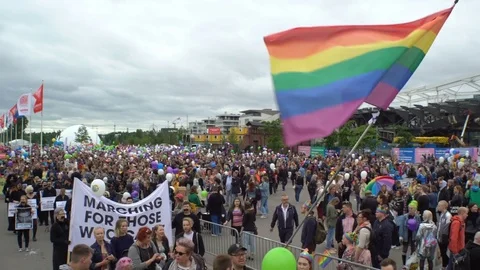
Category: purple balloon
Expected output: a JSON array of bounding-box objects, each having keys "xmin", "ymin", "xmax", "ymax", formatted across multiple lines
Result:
[
  {"xmin": 250, "ymin": 169, "xmax": 255, "ymax": 175},
  {"xmin": 132, "ymin": 191, "xmax": 139, "ymax": 198},
  {"xmin": 7, "ymin": 161, "xmax": 13, "ymax": 167},
  {"xmin": 407, "ymin": 218, "xmax": 418, "ymax": 231},
  {"xmin": 167, "ymin": 167, "xmax": 173, "ymax": 173},
  {"xmin": 173, "ymin": 168, "xmax": 179, "ymax": 174}
]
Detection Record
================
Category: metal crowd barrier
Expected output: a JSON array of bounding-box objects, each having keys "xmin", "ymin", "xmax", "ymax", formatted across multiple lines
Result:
[
  {"xmin": 199, "ymin": 219, "xmax": 240, "ymax": 257},
  {"xmin": 220, "ymin": 231, "xmax": 378, "ymax": 270}
]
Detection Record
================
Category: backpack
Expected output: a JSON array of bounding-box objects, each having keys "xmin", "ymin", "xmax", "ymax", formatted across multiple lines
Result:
[
  {"xmin": 315, "ymin": 220, "xmax": 327, "ymax": 244},
  {"xmin": 360, "ymin": 226, "xmax": 376, "ymax": 255},
  {"xmin": 423, "ymin": 226, "xmax": 438, "ymax": 248}
]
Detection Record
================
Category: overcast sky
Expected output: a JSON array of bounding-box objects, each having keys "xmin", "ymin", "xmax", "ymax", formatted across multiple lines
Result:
[{"xmin": 1, "ymin": 0, "xmax": 479, "ymax": 134}]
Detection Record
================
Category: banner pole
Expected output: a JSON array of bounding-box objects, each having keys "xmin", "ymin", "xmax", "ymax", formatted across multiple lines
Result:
[
  {"xmin": 21, "ymin": 117, "xmax": 24, "ymax": 142},
  {"xmin": 40, "ymin": 81, "xmax": 44, "ymax": 152},
  {"xmin": 284, "ymin": 121, "xmax": 374, "ymax": 248}
]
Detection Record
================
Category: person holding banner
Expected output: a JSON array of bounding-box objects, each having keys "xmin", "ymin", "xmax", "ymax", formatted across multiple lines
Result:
[
  {"xmin": 111, "ymin": 219, "xmax": 135, "ymax": 260},
  {"xmin": 41, "ymin": 180, "xmax": 57, "ymax": 226},
  {"xmin": 90, "ymin": 227, "xmax": 117, "ymax": 270},
  {"xmin": 51, "ymin": 207, "xmax": 70, "ymax": 270},
  {"xmin": 127, "ymin": 226, "xmax": 166, "ymax": 270},
  {"xmin": 16, "ymin": 195, "xmax": 34, "ymax": 252},
  {"xmin": 25, "ymin": 185, "xmax": 39, "ymax": 241}
]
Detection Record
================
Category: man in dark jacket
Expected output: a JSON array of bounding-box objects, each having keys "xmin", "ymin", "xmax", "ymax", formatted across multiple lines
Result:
[
  {"xmin": 172, "ymin": 201, "xmax": 201, "ymax": 235},
  {"xmin": 467, "ymin": 232, "xmax": 480, "ymax": 268},
  {"xmin": 361, "ymin": 191, "xmax": 378, "ymax": 224},
  {"xmin": 301, "ymin": 204, "xmax": 317, "ymax": 253},
  {"xmin": 373, "ymin": 205, "xmax": 394, "ymax": 268},
  {"xmin": 207, "ymin": 186, "xmax": 226, "ymax": 236},
  {"xmin": 270, "ymin": 194, "xmax": 299, "ymax": 243},
  {"xmin": 335, "ymin": 201, "xmax": 357, "ymax": 257}
]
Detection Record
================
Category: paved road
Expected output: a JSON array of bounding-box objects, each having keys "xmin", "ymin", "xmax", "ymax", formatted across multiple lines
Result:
[{"xmin": 0, "ymin": 184, "xmax": 439, "ymax": 270}]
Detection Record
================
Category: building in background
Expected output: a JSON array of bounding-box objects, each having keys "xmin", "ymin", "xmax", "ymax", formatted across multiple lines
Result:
[
  {"xmin": 239, "ymin": 109, "xmax": 280, "ymax": 126},
  {"xmin": 215, "ymin": 113, "xmax": 241, "ymax": 133}
]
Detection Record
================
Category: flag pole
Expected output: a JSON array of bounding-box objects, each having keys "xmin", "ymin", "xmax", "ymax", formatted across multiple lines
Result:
[
  {"xmin": 284, "ymin": 115, "xmax": 377, "ymax": 248},
  {"xmin": 15, "ymin": 121, "xmax": 17, "ymax": 140},
  {"xmin": 21, "ymin": 117, "xmax": 24, "ymax": 142},
  {"xmin": 40, "ymin": 80, "xmax": 44, "ymax": 153}
]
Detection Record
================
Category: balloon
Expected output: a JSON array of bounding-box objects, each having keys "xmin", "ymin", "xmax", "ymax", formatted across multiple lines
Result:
[
  {"xmin": 166, "ymin": 167, "xmax": 173, "ymax": 173},
  {"xmin": 52, "ymin": 138, "xmax": 56, "ymax": 142},
  {"xmin": 261, "ymin": 247, "xmax": 296, "ymax": 270},
  {"xmin": 131, "ymin": 191, "xmax": 139, "ymax": 198},
  {"xmin": 123, "ymin": 192, "xmax": 131, "ymax": 199},
  {"xmin": 407, "ymin": 218, "xmax": 418, "ymax": 231},
  {"xmin": 270, "ymin": 163, "xmax": 275, "ymax": 170},
  {"xmin": 450, "ymin": 148, "xmax": 455, "ymax": 155},
  {"xmin": 360, "ymin": 171, "xmax": 367, "ymax": 179},
  {"xmin": 351, "ymin": 154, "xmax": 355, "ymax": 158},
  {"xmin": 250, "ymin": 169, "xmax": 255, "ymax": 175},
  {"xmin": 157, "ymin": 163, "xmax": 164, "ymax": 169},
  {"xmin": 201, "ymin": 190, "xmax": 208, "ymax": 198},
  {"xmin": 438, "ymin": 157, "xmax": 445, "ymax": 164},
  {"xmin": 460, "ymin": 158, "xmax": 465, "ymax": 162},
  {"xmin": 458, "ymin": 161, "xmax": 464, "ymax": 169},
  {"xmin": 158, "ymin": 169, "xmax": 164, "ymax": 175},
  {"xmin": 344, "ymin": 173, "xmax": 350, "ymax": 180},
  {"xmin": 166, "ymin": 173, "xmax": 173, "ymax": 182},
  {"xmin": 171, "ymin": 151, "xmax": 176, "ymax": 155},
  {"xmin": 448, "ymin": 156, "xmax": 453, "ymax": 163},
  {"xmin": 173, "ymin": 168, "xmax": 180, "ymax": 174},
  {"xmin": 91, "ymin": 179, "xmax": 106, "ymax": 197},
  {"xmin": 354, "ymin": 159, "xmax": 359, "ymax": 165},
  {"xmin": 466, "ymin": 151, "xmax": 470, "ymax": 157},
  {"xmin": 262, "ymin": 150, "xmax": 267, "ymax": 155}
]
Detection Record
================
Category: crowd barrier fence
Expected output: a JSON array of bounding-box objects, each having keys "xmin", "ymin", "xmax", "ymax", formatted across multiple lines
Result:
[{"xmin": 199, "ymin": 220, "xmax": 378, "ymax": 270}]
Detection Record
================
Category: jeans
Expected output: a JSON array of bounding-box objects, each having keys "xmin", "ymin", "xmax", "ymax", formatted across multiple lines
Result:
[
  {"xmin": 260, "ymin": 197, "xmax": 268, "ymax": 215},
  {"xmin": 294, "ymin": 185, "xmax": 303, "ymax": 202},
  {"xmin": 326, "ymin": 227, "xmax": 335, "ymax": 249},
  {"xmin": 17, "ymin": 229, "xmax": 29, "ymax": 248},
  {"xmin": 355, "ymin": 195, "xmax": 362, "ymax": 211},
  {"xmin": 242, "ymin": 231, "xmax": 256, "ymax": 253},
  {"xmin": 226, "ymin": 190, "xmax": 233, "ymax": 206},
  {"xmin": 210, "ymin": 215, "xmax": 221, "ymax": 235}
]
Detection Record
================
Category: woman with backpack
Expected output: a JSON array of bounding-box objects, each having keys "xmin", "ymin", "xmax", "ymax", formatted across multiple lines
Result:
[{"xmin": 416, "ymin": 210, "xmax": 438, "ymax": 270}]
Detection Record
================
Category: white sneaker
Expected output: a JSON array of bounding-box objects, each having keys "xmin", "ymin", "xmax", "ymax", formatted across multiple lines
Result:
[
  {"xmin": 25, "ymin": 248, "xmax": 29, "ymax": 252},
  {"xmin": 18, "ymin": 248, "xmax": 23, "ymax": 252}
]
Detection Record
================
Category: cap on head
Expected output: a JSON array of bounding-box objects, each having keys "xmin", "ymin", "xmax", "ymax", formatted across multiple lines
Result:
[{"xmin": 227, "ymin": 244, "xmax": 247, "ymax": 255}]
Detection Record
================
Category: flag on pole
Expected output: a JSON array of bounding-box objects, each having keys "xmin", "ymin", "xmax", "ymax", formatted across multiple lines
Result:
[
  {"xmin": 17, "ymin": 93, "xmax": 33, "ymax": 116},
  {"xmin": 9, "ymin": 104, "xmax": 18, "ymax": 125},
  {"xmin": 263, "ymin": 5, "xmax": 455, "ymax": 146},
  {"xmin": 33, "ymin": 83, "xmax": 44, "ymax": 114},
  {"xmin": 368, "ymin": 112, "xmax": 381, "ymax": 125}
]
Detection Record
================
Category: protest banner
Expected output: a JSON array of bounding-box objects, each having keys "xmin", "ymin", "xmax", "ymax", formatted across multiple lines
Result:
[
  {"xmin": 40, "ymin": 196, "xmax": 55, "ymax": 211},
  {"xmin": 15, "ymin": 206, "xmax": 33, "ymax": 230},
  {"xmin": 69, "ymin": 178, "xmax": 172, "ymax": 251},
  {"xmin": 8, "ymin": 199, "xmax": 37, "ymax": 219}
]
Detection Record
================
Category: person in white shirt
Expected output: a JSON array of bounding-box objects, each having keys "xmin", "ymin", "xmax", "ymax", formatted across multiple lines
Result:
[{"xmin": 436, "ymin": 200, "xmax": 452, "ymax": 269}]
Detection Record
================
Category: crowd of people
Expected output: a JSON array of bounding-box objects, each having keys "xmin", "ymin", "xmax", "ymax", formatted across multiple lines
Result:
[{"xmin": 1, "ymin": 143, "xmax": 480, "ymax": 270}]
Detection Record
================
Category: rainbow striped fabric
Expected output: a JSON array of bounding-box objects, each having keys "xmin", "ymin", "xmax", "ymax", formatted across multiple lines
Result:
[
  {"xmin": 264, "ymin": 5, "xmax": 455, "ymax": 146},
  {"xmin": 317, "ymin": 250, "xmax": 333, "ymax": 268}
]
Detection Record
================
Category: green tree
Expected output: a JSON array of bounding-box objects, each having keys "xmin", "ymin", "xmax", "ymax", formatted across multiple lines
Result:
[
  {"xmin": 262, "ymin": 119, "xmax": 284, "ymax": 151},
  {"xmin": 75, "ymin": 125, "xmax": 92, "ymax": 143},
  {"xmin": 350, "ymin": 124, "xmax": 379, "ymax": 151},
  {"xmin": 322, "ymin": 132, "xmax": 337, "ymax": 149},
  {"xmin": 337, "ymin": 120, "xmax": 356, "ymax": 148},
  {"xmin": 393, "ymin": 124, "xmax": 414, "ymax": 147},
  {"xmin": 227, "ymin": 129, "xmax": 239, "ymax": 145}
]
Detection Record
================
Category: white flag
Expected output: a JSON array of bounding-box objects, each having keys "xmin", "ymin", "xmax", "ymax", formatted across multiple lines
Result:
[
  {"xmin": 17, "ymin": 93, "xmax": 33, "ymax": 116},
  {"xmin": 368, "ymin": 112, "xmax": 380, "ymax": 124}
]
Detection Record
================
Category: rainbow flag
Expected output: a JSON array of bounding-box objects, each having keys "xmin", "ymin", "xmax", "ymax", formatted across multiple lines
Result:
[
  {"xmin": 317, "ymin": 250, "xmax": 333, "ymax": 268},
  {"xmin": 264, "ymin": 5, "xmax": 455, "ymax": 146}
]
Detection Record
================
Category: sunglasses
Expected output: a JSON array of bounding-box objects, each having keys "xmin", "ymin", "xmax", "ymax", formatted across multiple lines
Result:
[{"xmin": 174, "ymin": 250, "xmax": 186, "ymax": 256}]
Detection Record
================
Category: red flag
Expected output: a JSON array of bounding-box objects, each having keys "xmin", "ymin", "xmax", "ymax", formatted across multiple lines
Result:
[
  {"xmin": 0, "ymin": 114, "xmax": 4, "ymax": 129},
  {"xmin": 33, "ymin": 83, "xmax": 44, "ymax": 113},
  {"xmin": 10, "ymin": 104, "xmax": 18, "ymax": 124}
]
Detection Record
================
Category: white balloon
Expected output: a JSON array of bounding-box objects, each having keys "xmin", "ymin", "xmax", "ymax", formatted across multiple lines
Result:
[
  {"xmin": 354, "ymin": 159, "xmax": 359, "ymax": 165},
  {"xmin": 91, "ymin": 179, "xmax": 106, "ymax": 197},
  {"xmin": 344, "ymin": 173, "xmax": 350, "ymax": 180},
  {"xmin": 458, "ymin": 161, "xmax": 464, "ymax": 169},
  {"xmin": 360, "ymin": 171, "xmax": 368, "ymax": 179},
  {"xmin": 450, "ymin": 148, "xmax": 455, "ymax": 155},
  {"xmin": 270, "ymin": 163, "xmax": 275, "ymax": 170},
  {"xmin": 166, "ymin": 173, "xmax": 173, "ymax": 182},
  {"xmin": 466, "ymin": 151, "xmax": 470, "ymax": 157},
  {"xmin": 171, "ymin": 151, "xmax": 176, "ymax": 155},
  {"xmin": 448, "ymin": 156, "xmax": 453, "ymax": 163},
  {"xmin": 102, "ymin": 177, "xmax": 108, "ymax": 183},
  {"xmin": 438, "ymin": 157, "xmax": 445, "ymax": 164},
  {"xmin": 351, "ymin": 154, "xmax": 355, "ymax": 158},
  {"xmin": 262, "ymin": 150, "xmax": 267, "ymax": 155},
  {"xmin": 158, "ymin": 169, "xmax": 165, "ymax": 175},
  {"xmin": 224, "ymin": 171, "xmax": 229, "ymax": 176},
  {"xmin": 123, "ymin": 192, "xmax": 131, "ymax": 199}
]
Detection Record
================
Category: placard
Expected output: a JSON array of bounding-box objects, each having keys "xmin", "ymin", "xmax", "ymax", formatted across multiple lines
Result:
[{"xmin": 15, "ymin": 206, "xmax": 33, "ymax": 230}]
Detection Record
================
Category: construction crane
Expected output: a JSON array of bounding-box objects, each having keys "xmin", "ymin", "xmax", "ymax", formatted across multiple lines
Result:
[{"xmin": 171, "ymin": 117, "xmax": 181, "ymax": 129}]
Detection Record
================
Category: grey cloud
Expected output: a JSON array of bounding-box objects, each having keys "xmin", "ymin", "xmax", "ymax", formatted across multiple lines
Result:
[{"xmin": 0, "ymin": 0, "xmax": 479, "ymax": 134}]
